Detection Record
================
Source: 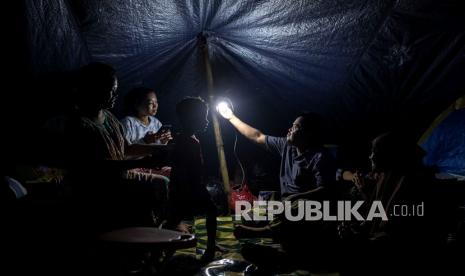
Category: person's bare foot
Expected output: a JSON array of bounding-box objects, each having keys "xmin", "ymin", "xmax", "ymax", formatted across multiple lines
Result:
[
  {"xmin": 200, "ymin": 247, "xmax": 216, "ymax": 263},
  {"xmin": 176, "ymin": 222, "xmax": 191, "ymax": 233}
]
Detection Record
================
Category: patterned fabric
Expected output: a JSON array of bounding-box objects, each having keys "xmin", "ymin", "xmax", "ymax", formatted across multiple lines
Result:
[
  {"xmin": 69, "ymin": 109, "xmax": 125, "ymax": 162},
  {"xmin": 125, "ymin": 168, "xmax": 169, "ymax": 187},
  {"xmin": 121, "ymin": 115, "xmax": 162, "ymax": 145}
]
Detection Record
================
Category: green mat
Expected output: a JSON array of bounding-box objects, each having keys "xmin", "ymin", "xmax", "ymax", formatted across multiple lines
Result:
[
  {"xmin": 173, "ymin": 216, "xmax": 339, "ymax": 276},
  {"xmin": 175, "ymin": 215, "xmax": 245, "ymax": 260}
]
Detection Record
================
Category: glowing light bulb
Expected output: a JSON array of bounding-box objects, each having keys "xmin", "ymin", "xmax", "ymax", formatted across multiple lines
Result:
[
  {"xmin": 216, "ymin": 101, "xmax": 229, "ymax": 113},
  {"xmin": 216, "ymin": 101, "xmax": 233, "ymax": 119}
]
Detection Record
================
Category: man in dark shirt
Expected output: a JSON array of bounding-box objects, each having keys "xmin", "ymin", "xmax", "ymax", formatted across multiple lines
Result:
[
  {"xmin": 218, "ymin": 108, "xmax": 338, "ymax": 272},
  {"xmin": 218, "ymin": 107, "xmax": 337, "ymax": 200},
  {"xmin": 266, "ymin": 135, "xmax": 337, "ymax": 199}
]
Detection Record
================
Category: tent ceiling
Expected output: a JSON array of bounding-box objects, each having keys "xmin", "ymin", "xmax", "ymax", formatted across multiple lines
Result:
[{"xmin": 24, "ymin": 0, "xmax": 465, "ymax": 137}]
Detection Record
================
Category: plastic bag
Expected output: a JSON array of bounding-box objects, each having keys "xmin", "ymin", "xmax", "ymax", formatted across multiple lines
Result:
[{"xmin": 229, "ymin": 182, "xmax": 256, "ymax": 212}]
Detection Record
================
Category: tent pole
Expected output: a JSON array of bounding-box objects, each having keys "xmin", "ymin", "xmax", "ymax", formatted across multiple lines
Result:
[{"xmin": 198, "ymin": 33, "xmax": 231, "ymax": 198}]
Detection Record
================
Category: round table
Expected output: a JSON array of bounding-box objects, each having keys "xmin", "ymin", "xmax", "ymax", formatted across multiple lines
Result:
[{"xmin": 99, "ymin": 227, "xmax": 197, "ymax": 274}]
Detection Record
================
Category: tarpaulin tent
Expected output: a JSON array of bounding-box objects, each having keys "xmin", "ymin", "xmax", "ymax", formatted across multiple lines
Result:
[
  {"xmin": 3, "ymin": 2, "xmax": 465, "ymax": 274},
  {"xmin": 5, "ymin": 0, "xmax": 465, "ymax": 167}
]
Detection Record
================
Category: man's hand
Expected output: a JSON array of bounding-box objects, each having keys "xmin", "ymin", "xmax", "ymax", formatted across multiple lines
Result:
[
  {"xmin": 283, "ymin": 193, "xmax": 301, "ymax": 202},
  {"xmin": 283, "ymin": 186, "xmax": 325, "ymax": 202},
  {"xmin": 352, "ymin": 171, "xmax": 365, "ymax": 190},
  {"xmin": 217, "ymin": 103, "xmax": 234, "ymax": 120}
]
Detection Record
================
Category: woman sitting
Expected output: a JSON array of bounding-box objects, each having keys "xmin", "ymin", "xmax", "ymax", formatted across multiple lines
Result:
[{"xmin": 65, "ymin": 63, "xmax": 169, "ymax": 231}]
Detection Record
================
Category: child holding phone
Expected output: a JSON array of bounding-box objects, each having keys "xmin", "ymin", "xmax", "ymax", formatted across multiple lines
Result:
[
  {"xmin": 121, "ymin": 87, "xmax": 172, "ymax": 223},
  {"xmin": 121, "ymin": 87, "xmax": 172, "ymax": 145}
]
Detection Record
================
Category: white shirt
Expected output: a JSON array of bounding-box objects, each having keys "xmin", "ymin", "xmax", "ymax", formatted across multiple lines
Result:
[{"xmin": 121, "ymin": 116, "xmax": 162, "ymax": 145}]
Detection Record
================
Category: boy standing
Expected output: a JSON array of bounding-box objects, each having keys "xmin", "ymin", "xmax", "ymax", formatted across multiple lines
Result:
[{"xmin": 167, "ymin": 97, "xmax": 218, "ymax": 261}]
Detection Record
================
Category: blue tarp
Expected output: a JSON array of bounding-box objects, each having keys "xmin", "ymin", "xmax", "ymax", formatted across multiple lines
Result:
[
  {"xmin": 5, "ymin": 0, "xmax": 465, "ymax": 167},
  {"xmin": 21, "ymin": 0, "xmax": 465, "ymax": 135},
  {"xmin": 422, "ymin": 108, "xmax": 465, "ymax": 177}
]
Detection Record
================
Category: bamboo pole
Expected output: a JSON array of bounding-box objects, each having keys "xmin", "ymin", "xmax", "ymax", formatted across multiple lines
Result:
[{"xmin": 198, "ymin": 33, "xmax": 231, "ymax": 196}]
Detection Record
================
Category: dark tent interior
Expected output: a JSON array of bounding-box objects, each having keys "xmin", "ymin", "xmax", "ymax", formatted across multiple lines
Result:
[{"xmin": 3, "ymin": 0, "xmax": 465, "ymax": 275}]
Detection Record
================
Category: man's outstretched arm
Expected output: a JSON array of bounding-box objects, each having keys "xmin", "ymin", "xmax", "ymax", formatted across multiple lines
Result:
[
  {"xmin": 229, "ymin": 115, "xmax": 266, "ymax": 145},
  {"xmin": 218, "ymin": 106, "xmax": 266, "ymax": 145}
]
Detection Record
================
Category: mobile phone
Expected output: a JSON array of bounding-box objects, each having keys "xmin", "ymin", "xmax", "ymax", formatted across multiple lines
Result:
[{"xmin": 159, "ymin": 124, "xmax": 172, "ymax": 133}]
